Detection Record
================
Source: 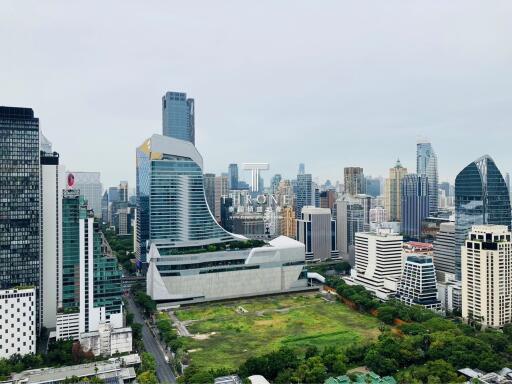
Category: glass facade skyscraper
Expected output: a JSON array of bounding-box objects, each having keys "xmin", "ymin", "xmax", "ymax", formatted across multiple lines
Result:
[
  {"xmin": 228, "ymin": 163, "xmax": 239, "ymax": 190},
  {"xmin": 136, "ymin": 135, "xmax": 237, "ymax": 252},
  {"xmin": 401, "ymin": 174, "xmax": 430, "ymax": 240},
  {"xmin": 162, "ymin": 91, "xmax": 195, "ymax": 145},
  {"xmin": 0, "ymin": 106, "xmax": 41, "ymax": 327},
  {"xmin": 417, "ymin": 141, "xmax": 438, "ymax": 214},
  {"xmin": 295, "ymin": 173, "xmax": 313, "ymax": 219},
  {"xmin": 454, "ymin": 155, "xmax": 511, "ymax": 280}
]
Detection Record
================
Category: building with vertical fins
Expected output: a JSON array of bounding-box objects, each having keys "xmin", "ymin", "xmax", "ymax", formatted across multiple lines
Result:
[
  {"xmin": 162, "ymin": 91, "xmax": 195, "ymax": 144},
  {"xmin": 0, "ymin": 106, "xmax": 42, "ymax": 340},
  {"xmin": 401, "ymin": 174, "xmax": 430, "ymax": 240},
  {"xmin": 40, "ymin": 137, "xmax": 64, "ymax": 330},
  {"xmin": 384, "ymin": 159, "xmax": 408, "ymax": 222},
  {"xmin": 454, "ymin": 155, "xmax": 511, "ymax": 280},
  {"xmin": 56, "ymin": 190, "xmax": 123, "ymax": 340},
  {"xmin": 417, "ymin": 140, "xmax": 439, "ymax": 214},
  {"xmin": 138, "ymin": 134, "xmax": 308, "ymax": 304},
  {"xmin": 335, "ymin": 197, "xmax": 365, "ymax": 264},
  {"xmin": 296, "ymin": 206, "xmax": 338, "ymax": 261},
  {"xmin": 462, "ymin": 225, "xmax": 512, "ymax": 328},
  {"xmin": 295, "ymin": 173, "xmax": 313, "ymax": 218}
]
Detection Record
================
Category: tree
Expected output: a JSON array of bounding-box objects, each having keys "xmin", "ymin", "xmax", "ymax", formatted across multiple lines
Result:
[
  {"xmin": 292, "ymin": 356, "xmax": 327, "ymax": 384},
  {"xmin": 137, "ymin": 371, "xmax": 159, "ymax": 384},
  {"xmin": 141, "ymin": 352, "xmax": 157, "ymax": 373}
]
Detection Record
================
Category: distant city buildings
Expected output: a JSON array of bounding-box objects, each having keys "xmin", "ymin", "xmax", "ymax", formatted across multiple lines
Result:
[
  {"xmin": 66, "ymin": 171, "xmax": 103, "ymax": 218},
  {"xmin": 228, "ymin": 163, "xmax": 239, "ymax": 190},
  {"xmin": 162, "ymin": 91, "xmax": 195, "ymax": 144}
]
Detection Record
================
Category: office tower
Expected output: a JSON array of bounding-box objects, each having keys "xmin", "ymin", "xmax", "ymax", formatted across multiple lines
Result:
[
  {"xmin": 401, "ymin": 174, "xmax": 430, "ymax": 240},
  {"xmin": 298, "ymin": 163, "xmax": 305, "ymax": 175},
  {"xmin": 57, "ymin": 190, "xmax": 123, "ymax": 340},
  {"xmin": 228, "ymin": 163, "xmax": 239, "ymax": 190},
  {"xmin": 344, "ymin": 167, "xmax": 365, "ymax": 196},
  {"xmin": 108, "ymin": 186, "xmax": 120, "ymax": 204},
  {"xmin": 365, "ymin": 177, "xmax": 381, "ymax": 198},
  {"xmin": 314, "ymin": 184, "xmax": 320, "ymax": 207},
  {"xmin": 40, "ymin": 145, "xmax": 64, "ymax": 330},
  {"xmin": 116, "ymin": 207, "xmax": 130, "ymax": 236},
  {"xmin": 396, "ymin": 255, "xmax": 441, "ymax": 310},
  {"xmin": 119, "ymin": 180, "xmax": 128, "ymax": 203},
  {"xmin": 0, "ymin": 106, "xmax": 41, "ymax": 333},
  {"xmin": 243, "ymin": 163, "xmax": 269, "ymax": 193},
  {"xmin": 352, "ymin": 231, "xmax": 403, "ymax": 299},
  {"xmin": 215, "ymin": 175, "xmax": 229, "ymax": 222},
  {"xmin": 0, "ymin": 288, "xmax": 36, "ymax": 358},
  {"xmin": 296, "ymin": 207, "xmax": 338, "ymax": 261},
  {"xmin": 433, "ymin": 222, "xmax": 456, "ymax": 278},
  {"xmin": 280, "ymin": 207, "xmax": 296, "ymax": 238},
  {"xmin": 276, "ymin": 180, "xmax": 295, "ymax": 209},
  {"xmin": 335, "ymin": 198, "xmax": 365, "ymax": 262},
  {"xmin": 384, "ymin": 159, "xmax": 408, "ymax": 221},
  {"xmin": 296, "ymin": 174, "xmax": 313, "ymax": 218},
  {"xmin": 203, "ymin": 173, "xmax": 216, "ymax": 217},
  {"xmin": 270, "ymin": 174, "xmax": 282, "ymax": 194},
  {"xmin": 462, "ymin": 225, "xmax": 512, "ymax": 328},
  {"xmin": 138, "ymin": 134, "xmax": 307, "ymax": 303},
  {"xmin": 355, "ymin": 194, "xmax": 372, "ymax": 231},
  {"xmin": 417, "ymin": 140, "xmax": 439, "ymax": 214},
  {"xmin": 454, "ymin": 155, "xmax": 511, "ymax": 280},
  {"xmin": 319, "ymin": 190, "xmax": 336, "ymax": 210},
  {"xmin": 162, "ymin": 91, "xmax": 195, "ymax": 144},
  {"xmin": 101, "ymin": 191, "xmax": 109, "ymax": 224},
  {"xmin": 66, "ymin": 171, "xmax": 102, "ymax": 218}
]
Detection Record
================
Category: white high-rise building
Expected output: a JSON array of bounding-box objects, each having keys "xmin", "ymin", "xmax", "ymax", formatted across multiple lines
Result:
[
  {"xmin": 297, "ymin": 206, "xmax": 338, "ymax": 261},
  {"xmin": 462, "ymin": 225, "xmax": 512, "ymax": 328},
  {"xmin": 66, "ymin": 171, "xmax": 103, "ymax": 218},
  {"xmin": 349, "ymin": 230, "xmax": 403, "ymax": 299},
  {"xmin": 0, "ymin": 288, "xmax": 36, "ymax": 358},
  {"xmin": 40, "ymin": 150, "xmax": 64, "ymax": 329}
]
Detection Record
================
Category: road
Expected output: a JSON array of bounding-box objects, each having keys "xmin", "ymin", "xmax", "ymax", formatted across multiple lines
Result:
[{"xmin": 126, "ymin": 295, "xmax": 177, "ymax": 383}]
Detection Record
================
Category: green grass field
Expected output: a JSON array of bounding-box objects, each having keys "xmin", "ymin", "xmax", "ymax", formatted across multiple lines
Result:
[{"xmin": 173, "ymin": 293, "xmax": 381, "ymax": 371}]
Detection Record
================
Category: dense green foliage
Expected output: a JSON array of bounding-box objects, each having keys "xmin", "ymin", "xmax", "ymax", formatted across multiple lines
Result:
[
  {"xmin": 307, "ymin": 260, "xmax": 352, "ymax": 276},
  {"xmin": 0, "ymin": 340, "xmax": 97, "ymax": 381},
  {"xmin": 132, "ymin": 287, "xmax": 156, "ymax": 317},
  {"xmin": 102, "ymin": 227, "xmax": 135, "ymax": 274},
  {"xmin": 156, "ymin": 313, "xmax": 184, "ymax": 351},
  {"xmin": 137, "ymin": 352, "xmax": 158, "ymax": 384}
]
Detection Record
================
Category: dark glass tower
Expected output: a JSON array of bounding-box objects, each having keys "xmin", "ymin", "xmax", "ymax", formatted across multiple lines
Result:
[
  {"xmin": 455, "ymin": 155, "xmax": 511, "ymax": 279},
  {"xmin": 417, "ymin": 141, "xmax": 439, "ymax": 214},
  {"xmin": 228, "ymin": 163, "xmax": 239, "ymax": 190},
  {"xmin": 295, "ymin": 174, "xmax": 313, "ymax": 218},
  {"xmin": 0, "ymin": 106, "xmax": 41, "ymax": 325},
  {"xmin": 162, "ymin": 91, "xmax": 195, "ymax": 145},
  {"xmin": 401, "ymin": 174, "xmax": 430, "ymax": 240}
]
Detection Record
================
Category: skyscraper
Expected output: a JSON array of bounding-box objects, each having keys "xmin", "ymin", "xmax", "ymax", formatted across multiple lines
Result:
[
  {"xmin": 365, "ymin": 177, "xmax": 381, "ymax": 198},
  {"xmin": 336, "ymin": 197, "xmax": 365, "ymax": 262},
  {"xmin": 417, "ymin": 140, "xmax": 439, "ymax": 214},
  {"xmin": 0, "ymin": 106, "xmax": 41, "ymax": 329},
  {"xmin": 162, "ymin": 91, "xmax": 195, "ymax": 144},
  {"xmin": 454, "ymin": 155, "xmax": 511, "ymax": 280},
  {"xmin": 270, "ymin": 174, "xmax": 282, "ymax": 194},
  {"xmin": 462, "ymin": 225, "xmax": 512, "ymax": 328},
  {"xmin": 401, "ymin": 174, "xmax": 430, "ymax": 240},
  {"xmin": 384, "ymin": 159, "xmax": 408, "ymax": 222},
  {"xmin": 298, "ymin": 163, "xmax": 305, "ymax": 175},
  {"xmin": 228, "ymin": 163, "xmax": 239, "ymax": 190},
  {"xmin": 295, "ymin": 174, "xmax": 313, "ymax": 218},
  {"xmin": 344, "ymin": 167, "xmax": 365, "ymax": 196},
  {"xmin": 215, "ymin": 175, "xmax": 229, "ymax": 222},
  {"xmin": 66, "ymin": 171, "xmax": 103, "ymax": 218},
  {"xmin": 40, "ymin": 143, "xmax": 64, "ymax": 330},
  {"xmin": 433, "ymin": 222, "xmax": 456, "ymax": 278},
  {"xmin": 296, "ymin": 207, "xmax": 338, "ymax": 261},
  {"xmin": 203, "ymin": 173, "xmax": 216, "ymax": 217},
  {"xmin": 119, "ymin": 180, "xmax": 128, "ymax": 203}
]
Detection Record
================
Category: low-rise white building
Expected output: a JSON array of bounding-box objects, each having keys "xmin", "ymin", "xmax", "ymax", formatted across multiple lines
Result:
[
  {"xmin": 0, "ymin": 288, "xmax": 36, "ymax": 358},
  {"xmin": 80, "ymin": 322, "xmax": 132, "ymax": 356}
]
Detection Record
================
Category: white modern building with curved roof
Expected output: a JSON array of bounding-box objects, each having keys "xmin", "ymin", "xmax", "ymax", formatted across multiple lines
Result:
[{"xmin": 137, "ymin": 134, "xmax": 308, "ymax": 304}]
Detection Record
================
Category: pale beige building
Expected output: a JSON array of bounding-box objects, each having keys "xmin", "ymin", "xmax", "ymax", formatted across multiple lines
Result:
[
  {"xmin": 384, "ymin": 159, "xmax": 407, "ymax": 221},
  {"xmin": 462, "ymin": 225, "xmax": 512, "ymax": 328},
  {"xmin": 280, "ymin": 206, "xmax": 296, "ymax": 238},
  {"xmin": 214, "ymin": 175, "xmax": 228, "ymax": 222}
]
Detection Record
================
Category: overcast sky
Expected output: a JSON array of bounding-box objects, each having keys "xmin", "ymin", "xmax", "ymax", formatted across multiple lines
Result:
[{"xmin": 2, "ymin": 1, "xmax": 512, "ymax": 188}]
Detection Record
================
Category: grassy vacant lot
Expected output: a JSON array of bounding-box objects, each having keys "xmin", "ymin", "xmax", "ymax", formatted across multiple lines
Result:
[{"xmin": 173, "ymin": 293, "xmax": 381, "ymax": 371}]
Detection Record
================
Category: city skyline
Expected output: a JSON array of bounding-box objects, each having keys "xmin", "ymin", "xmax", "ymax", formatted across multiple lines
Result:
[{"xmin": 2, "ymin": 1, "xmax": 512, "ymax": 187}]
